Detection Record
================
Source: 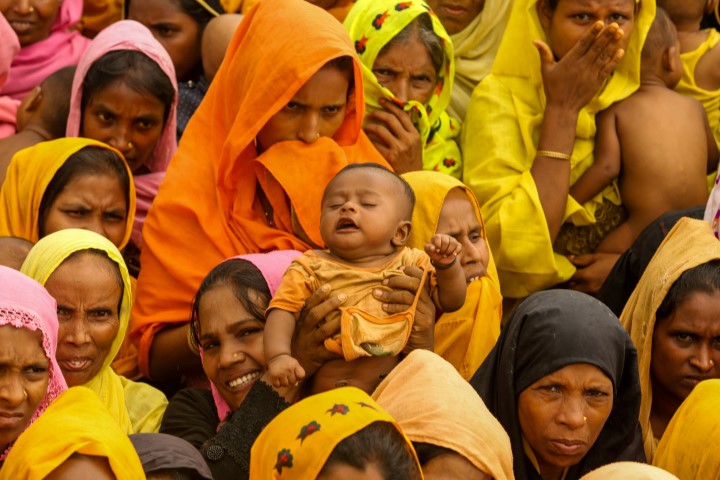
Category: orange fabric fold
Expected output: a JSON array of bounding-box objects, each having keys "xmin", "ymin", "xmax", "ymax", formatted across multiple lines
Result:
[{"xmin": 132, "ymin": 0, "xmax": 386, "ymax": 377}]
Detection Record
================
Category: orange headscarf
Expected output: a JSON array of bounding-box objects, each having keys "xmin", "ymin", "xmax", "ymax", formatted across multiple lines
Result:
[{"xmin": 132, "ymin": 0, "xmax": 386, "ymax": 377}]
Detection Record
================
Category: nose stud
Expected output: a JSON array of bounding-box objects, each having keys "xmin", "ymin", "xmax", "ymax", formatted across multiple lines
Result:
[
  {"xmin": 127, "ymin": 142, "xmax": 133, "ymax": 150},
  {"xmin": 23, "ymin": 389, "xmax": 28, "ymax": 400},
  {"xmin": 583, "ymin": 416, "xmax": 587, "ymax": 424},
  {"xmin": 28, "ymin": 5, "xmax": 35, "ymax": 13},
  {"xmin": 232, "ymin": 352, "xmax": 239, "ymax": 358}
]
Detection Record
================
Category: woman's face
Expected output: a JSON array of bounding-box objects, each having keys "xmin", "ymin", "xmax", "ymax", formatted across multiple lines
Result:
[
  {"xmin": 42, "ymin": 173, "xmax": 128, "ymax": 248},
  {"xmin": 45, "ymin": 454, "xmax": 116, "ymax": 480},
  {"xmin": 0, "ymin": 325, "xmax": 48, "ymax": 450},
  {"xmin": 425, "ymin": 0, "xmax": 485, "ymax": 35},
  {"xmin": 255, "ymin": 66, "xmax": 350, "ymax": 151},
  {"xmin": 435, "ymin": 188, "xmax": 489, "ymax": 284},
  {"xmin": 651, "ymin": 290, "xmax": 720, "ymax": 408},
  {"xmin": 423, "ymin": 452, "xmax": 491, "ymax": 480},
  {"xmin": 538, "ymin": 0, "xmax": 635, "ymax": 60},
  {"xmin": 198, "ymin": 284, "xmax": 266, "ymax": 411},
  {"xmin": 317, "ymin": 463, "xmax": 385, "ymax": 480},
  {"xmin": 518, "ymin": 363, "xmax": 613, "ymax": 477},
  {"xmin": 0, "ymin": 0, "xmax": 61, "ymax": 46},
  {"xmin": 44, "ymin": 253, "xmax": 122, "ymax": 387},
  {"xmin": 81, "ymin": 80, "xmax": 166, "ymax": 174},
  {"xmin": 127, "ymin": 0, "xmax": 202, "ymax": 82},
  {"xmin": 372, "ymin": 36, "xmax": 437, "ymax": 105}
]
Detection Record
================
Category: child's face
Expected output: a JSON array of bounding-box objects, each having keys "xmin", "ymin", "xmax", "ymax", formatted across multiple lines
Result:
[
  {"xmin": 197, "ymin": 285, "xmax": 266, "ymax": 411},
  {"xmin": 127, "ymin": 0, "xmax": 202, "ymax": 82},
  {"xmin": 539, "ymin": 0, "xmax": 636, "ymax": 60},
  {"xmin": 320, "ymin": 169, "xmax": 410, "ymax": 261},
  {"xmin": 435, "ymin": 188, "xmax": 489, "ymax": 284}
]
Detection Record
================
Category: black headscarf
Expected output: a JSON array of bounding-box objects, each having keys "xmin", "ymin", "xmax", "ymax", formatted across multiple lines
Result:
[
  {"xmin": 471, "ymin": 290, "xmax": 644, "ymax": 479},
  {"xmin": 130, "ymin": 433, "xmax": 214, "ymax": 479}
]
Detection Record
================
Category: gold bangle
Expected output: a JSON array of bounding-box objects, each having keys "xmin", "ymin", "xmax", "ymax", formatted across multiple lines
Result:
[{"xmin": 537, "ymin": 150, "xmax": 572, "ymax": 160}]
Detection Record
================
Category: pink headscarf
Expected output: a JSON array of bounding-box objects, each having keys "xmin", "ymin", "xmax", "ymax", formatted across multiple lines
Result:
[
  {"xmin": 0, "ymin": 0, "xmax": 90, "ymax": 102},
  {"xmin": 199, "ymin": 250, "xmax": 302, "ymax": 422},
  {"xmin": 66, "ymin": 20, "xmax": 178, "ymax": 248},
  {"xmin": 0, "ymin": 266, "xmax": 67, "ymax": 460},
  {"xmin": 0, "ymin": 13, "xmax": 20, "ymax": 138}
]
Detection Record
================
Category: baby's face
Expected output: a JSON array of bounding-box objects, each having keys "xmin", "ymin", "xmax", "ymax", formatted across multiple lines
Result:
[
  {"xmin": 308, "ymin": 356, "xmax": 400, "ymax": 396},
  {"xmin": 320, "ymin": 168, "xmax": 408, "ymax": 261},
  {"xmin": 436, "ymin": 188, "xmax": 489, "ymax": 284}
]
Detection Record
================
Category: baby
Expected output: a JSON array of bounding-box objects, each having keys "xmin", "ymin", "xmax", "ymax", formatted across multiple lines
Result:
[
  {"xmin": 659, "ymin": 0, "xmax": 720, "ymax": 153},
  {"xmin": 0, "ymin": 66, "xmax": 76, "ymax": 186},
  {"xmin": 569, "ymin": 8, "xmax": 715, "ymax": 254},
  {"xmin": 265, "ymin": 163, "xmax": 466, "ymax": 387}
]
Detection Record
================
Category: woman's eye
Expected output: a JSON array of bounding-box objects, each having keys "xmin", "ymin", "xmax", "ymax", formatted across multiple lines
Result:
[
  {"xmin": 97, "ymin": 112, "xmax": 113, "ymax": 123},
  {"xmin": 104, "ymin": 212, "xmax": 126, "ymax": 222},
  {"xmin": 284, "ymin": 102, "xmax": 302, "ymax": 112},
  {"xmin": 573, "ymin": 13, "xmax": 591, "ymax": 21},
  {"xmin": 586, "ymin": 389, "xmax": 609, "ymax": 398},
  {"xmin": 675, "ymin": 333, "xmax": 693, "ymax": 343},
  {"xmin": 469, "ymin": 232, "xmax": 482, "ymax": 242},
  {"xmin": 63, "ymin": 209, "xmax": 85, "ymax": 217},
  {"xmin": 201, "ymin": 341, "xmax": 218, "ymax": 351},
  {"xmin": 137, "ymin": 120, "xmax": 156, "ymax": 130},
  {"xmin": 541, "ymin": 384, "xmax": 561, "ymax": 393},
  {"xmin": 157, "ymin": 27, "xmax": 175, "ymax": 37},
  {"xmin": 91, "ymin": 310, "xmax": 113, "ymax": 320},
  {"xmin": 25, "ymin": 365, "xmax": 48, "ymax": 375},
  {"xmin": 610, "ymin": 13, "xmax": 627, "ymax": 22},
  {"xmin": 238, "ymin": 327, "xmax": 263, "ymax": 338},
  {"xmin": 322, "ymin": 106, "xmax": 343, "ymax": 115}
]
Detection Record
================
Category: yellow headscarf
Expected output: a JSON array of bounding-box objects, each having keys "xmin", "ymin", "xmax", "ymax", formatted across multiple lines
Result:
[
  {"xmin": 619, "ymin": 217, "xmax": 720, "ymax": 461},
  {"xmin": 0, "ymin": 386, "xmax": 145, "ymax": 480},
  {"xmin": 580, "ymin": 462, "xmax": 679, "ymax": 480},
  {"xmin": 20, "ymin": 229, "xmax": 167, "ymax": 434},
  {"xmin": 373, "ymin": 350, "xmax": 514, "ymax": 480},
  {"xmin": 403, "ymin": 171, "xmax": 502, "ymax": 379},
  {"xmin": 250, "ymin": 387, "xmax": 421, "ymax": 479},
  {"xmin": 653, "ymin": 379, "xmax": 720, "ymax": 478},
  {"xmin": 462, "ymin": 0, "xmax": 654, "ymax": 298},
  {"xmin": 0, "ymin": 138, "xmax": 136, "ymax": 250},
  {"xmin": 344, "ymin": 0, "xmax": 462, "ymax": 178}
]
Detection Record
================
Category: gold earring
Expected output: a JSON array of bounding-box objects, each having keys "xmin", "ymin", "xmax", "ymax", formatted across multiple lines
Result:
[
  {"xmin": 23, "ymin": 390, "xmax": 28, "ymax": 400},
  {"xmin": 127, "ymin": 142, "xmax": 133, "ymax": 150},
  {"xmin": 583, "ymin": 416, "xmax": 588, "ymax": 423},
  {"xmin": 28, "ymin": 5, "xmax": 35, "ymax": 13},
  {"xmin": 232, "ymin": 352, "xmax": 239, "ymax": 358}
]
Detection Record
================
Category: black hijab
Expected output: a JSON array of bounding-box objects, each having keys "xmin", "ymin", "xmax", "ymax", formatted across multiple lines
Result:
[{"xmin": 471, "ymin": 290, "xmax": 644, "ymax": 479}]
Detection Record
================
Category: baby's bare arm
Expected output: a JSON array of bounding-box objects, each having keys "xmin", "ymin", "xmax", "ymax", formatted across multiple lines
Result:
[
  {"xmin": 425, "ymin": 234, "xmax": 466, "ymax": 313},
  {"xmin": 264, "ymin": 309, "xmax": 298, "ymax": 362},
  {"xmin": 570, "ymin": 108, "xmax": 621, "ymax": 204}
]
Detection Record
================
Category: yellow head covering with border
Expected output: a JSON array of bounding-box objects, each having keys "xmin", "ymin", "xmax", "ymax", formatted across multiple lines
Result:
[
  {"xmin": 403, "ymin": 171, "xmax": 502, "ymax": 379},
  {"xmin": 580, "ymin": 462, "xmax": 679, "ymax": 480},
  {"xmin": 344, "ymin": 0, "xmax": 462, "ymax": 177},
  {"xmin": 0, "ymin": 386, "xmax": 145, "ymax": 480},
  {"xmin": 619, "ymin": 217, "xmax": 720, "ymax": 461},
  {"xmin": 653, "ymin": 379, "xmax": 720, "ymax": 478},
  {"xmin": 250, "ymin": 387, "xmax": 421, "ymax": 479},
  {"xmin": 461, "ymin": 0, "xmax": 654, "ymax": 298},
  {"xmin": 0, "ymin": 138, "xmax": 136, "ymax": 250},
  {"xmin": 20, "ymin": 229, "xmax": 167, "ymax": 434}
]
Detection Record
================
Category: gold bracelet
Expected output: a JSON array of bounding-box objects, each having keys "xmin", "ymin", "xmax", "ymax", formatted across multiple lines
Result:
[{"xmin": 537, "ymin": 150, "xmax": 572, "ymax": 160}]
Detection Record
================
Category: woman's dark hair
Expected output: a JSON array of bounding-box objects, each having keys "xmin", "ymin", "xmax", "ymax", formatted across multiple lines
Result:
[
  {"xmin": 322, "ymin": 55, "xmax": 356, "ymax": 97},
  {"xmin": 125, "ymin": 0, "xmax": 226, "ymax": 28},
  {"xmin": 379, "ymin": 13, "xmax": 445, "ymax": 76},
  {"xmin": 38, "ymin": 146, "xmax": 131, "ymax": 237},
  {"xmin": 189, "ymin": 259, "xmax": 270, "ymax": 348},
  {"xmin": 81, "ymin": 50, "xmax": 175, "ymax": 124},
  {"xmin": 656, "ymin": 260, "xmax": 720, "ymax": 321},
  {"xmin": 412, "ymin": 442, "xmax": 454, "ymax": 466},
  {"xmin": 319, "ymin": 421, "xmax": 421, "ymax": 480}
]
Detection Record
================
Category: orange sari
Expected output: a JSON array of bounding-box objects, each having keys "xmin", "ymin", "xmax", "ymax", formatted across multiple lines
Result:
[{"xmin": 132, "ymin": 0, "xmax": 386, "ymax": 377}]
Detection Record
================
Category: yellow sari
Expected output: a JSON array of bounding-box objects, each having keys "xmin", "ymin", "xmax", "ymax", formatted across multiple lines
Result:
[
  {"xmin": 461, "ymin": 0, "xmax": 654, "ymax": 298},
  {"xmin": 619, "ymin": 217, "xmax": 720, "ymax": 461},
  {"xmin": 21, "ymin": 229, "xmax": 167, "ymax": 434},
  {"xmin": 0, "ymin": 386, "xmax": 145, "ymax": 480},
  {"xmin": 653, "ymin": 379, "xmax": 720, "ymax": 478},
  {"xmin": 344, "ymin": 0, "xmax": 462, "ymax": 178},
  {"xmin": 403, "ymin": 171, "xmax": 502, "ymax": 380},
  {"xmin": 0, "ymin": 138, "xmax": 136, "ymax": 250}
]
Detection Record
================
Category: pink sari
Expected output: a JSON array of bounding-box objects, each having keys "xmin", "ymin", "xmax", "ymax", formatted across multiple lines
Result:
[
  {"xmin": 0, "ymin": 266, "xmax": 67, "ymax": 460},
  {"xmin": 66, "ymin": 20, "xmax": 178, "ymax": 248},
  {"xmin": 0, "ymin": 13, "xmax": 20, "ymax": 138},
  {"xmin": 0, "ymin": 0, "xmax": 90, "ymax": 102}
]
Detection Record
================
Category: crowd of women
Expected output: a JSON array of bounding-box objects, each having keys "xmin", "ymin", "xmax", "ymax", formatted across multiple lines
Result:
[{"xmin": 1, "ymin": 0, "xmax": 720, "ymax": 478}]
